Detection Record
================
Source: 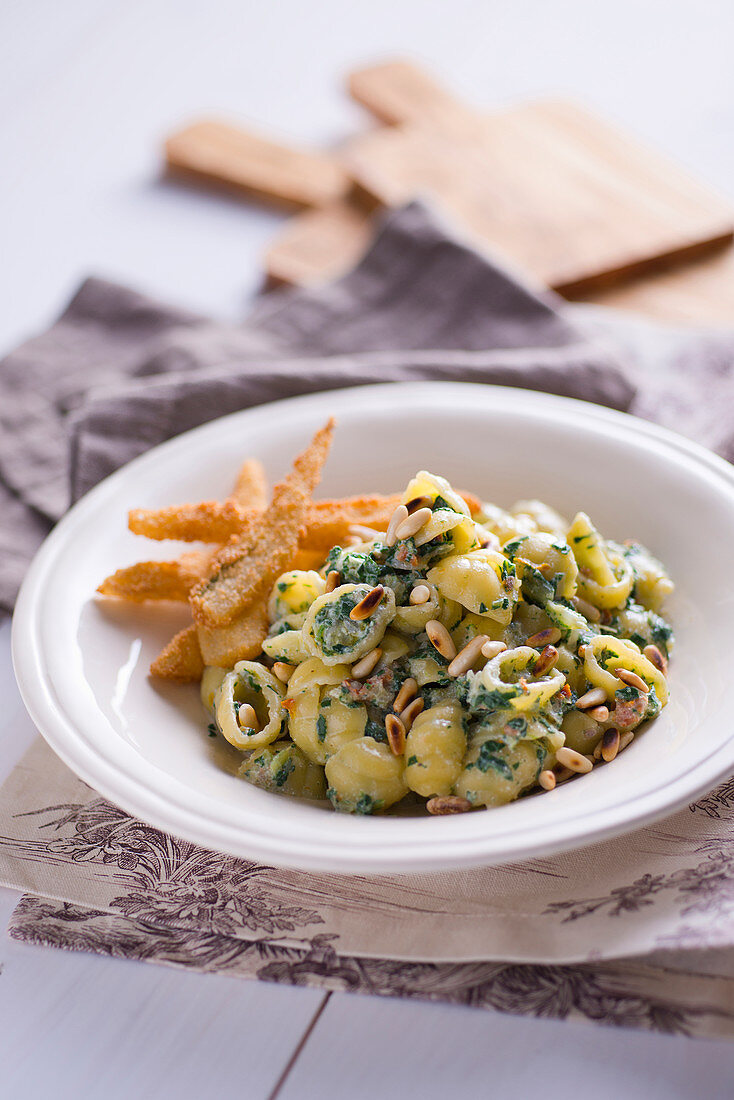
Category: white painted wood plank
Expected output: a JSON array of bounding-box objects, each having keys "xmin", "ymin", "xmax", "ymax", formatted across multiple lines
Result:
[
  {"xmin": 0, "ymin": 884, "xmax": 326, "ymax": 1100},
  {"xmin": 280, "ymin": 991, "xmax": 734, "ymax": 1100}
]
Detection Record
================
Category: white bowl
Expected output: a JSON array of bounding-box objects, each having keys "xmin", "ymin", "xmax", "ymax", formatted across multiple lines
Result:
[{"xmin": 12, "ymin": 383, "xmax": 734, "ymax": 873}]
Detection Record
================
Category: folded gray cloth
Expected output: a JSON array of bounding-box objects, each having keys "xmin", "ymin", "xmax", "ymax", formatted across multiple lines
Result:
[{"xmin": 1, "ymin": 202, "xmax": 732, "ymax": 612}]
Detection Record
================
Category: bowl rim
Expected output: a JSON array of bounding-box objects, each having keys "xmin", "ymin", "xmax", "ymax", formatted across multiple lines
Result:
[{"xmin": 12, "ymin": 381, "xmax": 734, "ymax": 873}]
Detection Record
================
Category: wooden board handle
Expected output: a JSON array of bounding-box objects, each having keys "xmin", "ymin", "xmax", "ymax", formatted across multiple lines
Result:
[
  {"xmin": 165, "ymin": 119, "xmax": 351, "ymax": 210},
  {"xmin": 348, "ymin": 59, "xmax": 481, "ymax": 139}
]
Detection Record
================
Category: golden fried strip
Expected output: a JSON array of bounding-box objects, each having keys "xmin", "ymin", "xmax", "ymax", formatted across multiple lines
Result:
[
  {"xmin": 128, "ymin": 500, "xmax": 250, "ymax": 542},
  {"xmin": 150, "ymin": 625, "xmax": 205, "ymax": 682},
  {"xmin": 97, "ymin": 552, "xmax": 212, "ymax": 602},
  {"xmin": 196, "ymin": 598, "xmax": 270, "ymax": 667},
  {"xmin": 229, "ymin": 458, "xmax": 268, "ymax": 510},
  {"xmin": 291, "ymin": 547, "xmax": 329, "ymax": 571},
  {"xmin": 190, "ymin": 420, "xmax": 334, "ymax": 627},
  {"xmin": 302, "ymin": 493, "xmax": 399, "ymax": 551}
]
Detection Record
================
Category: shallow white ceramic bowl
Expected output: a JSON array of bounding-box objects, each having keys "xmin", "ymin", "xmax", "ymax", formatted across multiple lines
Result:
[{"xmin": 12, "ymin": 383, "xmax": 734, "ymax": 873}]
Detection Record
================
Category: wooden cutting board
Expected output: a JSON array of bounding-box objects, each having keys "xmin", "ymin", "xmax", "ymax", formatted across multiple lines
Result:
[{"xmin": 265, "ymin": 60, "xmax": 733, "ymax": 292}]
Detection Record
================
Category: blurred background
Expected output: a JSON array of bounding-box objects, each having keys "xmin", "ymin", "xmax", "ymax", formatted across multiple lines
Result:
[{"xmin": 2, "ymin": 0, "xmax": 733, "ymax": 351}]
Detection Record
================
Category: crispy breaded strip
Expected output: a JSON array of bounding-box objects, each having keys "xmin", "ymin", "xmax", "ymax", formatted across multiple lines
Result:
[
  {"xmin": 128, "ymin": 500, "xmax": 250, "ymax": 542},
  {"xmin": 150, "ymin": 625, "xmax": 205, "ymax": 682},
  {"xmin": 460, "ymin": 490, "xmax": 480, "ymax": 514},
  {"xmin": 97, "ymin": 552, "xmax": 213, "ymax": 603},
  {"xmin": 196, "ymin": 598, "xmax": 270, "ymax": 667},
  {"xmin": 291, "ymin": 547, "xmax": 329, "ymax": 571},
  {"xmin": 301, "ymin": 490, "xmax": 481, "ymax": 551},
  {"xmin": 190, "ymin": 420, "xmax": 335, "ymax": 627},
  {"xmin": 302, "ymin": 493, "xmax": 399, "ymax": 552},
  {"xmin": 230, "ymin": 458, "xmax": 268, "ymax": 510}
]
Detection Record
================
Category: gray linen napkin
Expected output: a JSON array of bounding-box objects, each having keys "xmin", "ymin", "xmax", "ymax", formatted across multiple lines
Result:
[{"xmin": 0, "ymin": 202, "xmax": 634, "ymax": 612}]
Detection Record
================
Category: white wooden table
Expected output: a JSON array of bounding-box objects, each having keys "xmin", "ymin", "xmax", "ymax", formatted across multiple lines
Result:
[{"xmin": 3, "ymin": 2, "xmax": 734, "ymax": 1095}]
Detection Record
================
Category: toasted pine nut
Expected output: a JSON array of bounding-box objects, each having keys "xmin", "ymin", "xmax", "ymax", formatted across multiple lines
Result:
[
  {"xmin": 588, "ymin": 704, "xmax": 610, "ymax": 722},
  {"xmin": 616, "ymin": 668, "xmax": 649, "ymax": 693},
  {"xmin": 526, "ymin": 626, "xmax": 562, "ymax": 648},
  {"xmin": 237, "ymin": 703, "xmax": 259, "ymax": 733},
  {"xmin": 554, "ymin": 766, "xmax": 576, "ymax": 784},
  {"xmin": 385, "ymin": 713, "xmax": 406, "ymax": 755},
  {"xmin": 386, "ymin": 504, "xmax": 409, "ymax": 547},
  {"xmin": 601, "ymin": 727, "xmax": 621, "ymax": 762},
  {"xmin": 350, "ymin": 585, "xmax": 385, "ymax": 621},
  {"xmin": 426, "ymin": 795, "xmax": 472, "ymax": 815},
  {"xmin": 555, "ymin": 746, "xmax": 593, "ymax": 774},
  {"xmin": 576, "ymin": 687, "xmax": 607, "ymax": 710},
  {"xmin": 448, "ymin": 634, "xmax": 490, "ymax": 677},
  {"xmin": 571, "ymin": 595, "xmax": 601, "ymax": 622},
  {"xmin": 481, "ymin": 640, "xmax": 507, "ymax": 659},
  {"xmin": 272, "ymin": 662, "xmax": 294, "ymax": 683},
  {"xmin": 351, "ymin": 647, "xmax": 382, "ymax": 679},
  {"xmin": 394, "ymin": 677, "xmax": 418, "ymax": 713},
  {"xmin": 533, "ymin": 645, "xmax": 558, "ymax": 677},
  {"xmin": 593, "ymin": 740, "xmax": 604, "ymax": 761},
  {"xmin": 409, "ymin": 584, "xmax": 431, "ymax": 606},
  {"xmin": 395, "ymin": 507, "xmax": 432, "ymax": 541},
  {"xmin": 325, "ymin": 570, "xmax": 341, "ymax": 593},
  {"xmin": 400, "ymin": 696, "xmax": 425, "ymax": 732},
  {"xmin": 405, "ymin": 495, "xmax": 432, "ymax": 514},
  {"xmin": 426, "ymin": 619, "xmax": 457, "ymax": 660},
  {"xmin": 538, "ymin": 769, "xmax": 556, "ymax": 791},
  {"xmin": 643, "ymin": 644, "xmax": 668, "ymax": 675},
  {"xmin": 619, "ymin": 730, "xmax": 635, "ymax": 751}
]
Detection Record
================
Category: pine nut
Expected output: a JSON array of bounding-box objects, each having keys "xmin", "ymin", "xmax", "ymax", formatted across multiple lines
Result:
[
  {"xmin": 554, "ymin": 766, "xmax": 576, "ymax": 784},
  {"xmin": 533, "ymin": 644, "xmax": 558, "ymax": 677},
  {"xmin": 350, "ymin": 585, "xmax": 385, "ymax": 621},
  {"xmin": 588, "ymin": 704, "xmax": 610, "ymax": 722},
  {"xmin": 351, "ymin": 647, "xmax": 382, "ymax": 679},
  {"xmin": 481, "ymin": 640, "xmax": 507, "ymax": 659},
  {"xmin": 405, "ymin": 495, "xmax": 432, "ymax": 514},
  {"xmin": 601, "ymin": 727, "xmax": 621, "ymax": 762},
  {"xmin": 571, "ymin": 595, "xmax": 601, "ymax": 622},
  {"xmin": 394, "ymin": 677, "xmax": 418, "ymax": 713},
  {"xmin": 448, "ymin": 634, "xmax": 490, "ymax": 677},
  {"xmin": 386, "ymin": 504, "xmax": 409, "ymax": 547},
  {"xmin": 643, "ymin": 644, "xmax": 668, "ymax": 675},
  {"xmin": 272, "ymin": 662, "xmax": 294, "ymax": 683},
  {"xmin": 426, "ymin": 795, "xmax": 472, "ymax": 815},
  {"xmin": 576, "ymin": 687, "xmax": 607, "ymax": 710},
  {"xmin": 400, "ymin": 696, "xmax": 425, "ymax": 733},
  {"xmin": 616, "ymin": 668, "xmax": 649, "ymax": 693},
  {"xmin": 538, "ymin": 769, "xmax": 556, "ymax": 791},
  {"xmin": 555, "ymin": 746, "xmax": 593, "ymax": 774},
  {"xmin": 237, "ymin": 703, "xmax": 259, "ymax": 733},
  {"xmin": 325, "ymin": 570, "xmax": 341, "ymax": 593},
  {"xmin": 385, "ymin": 713, "xmax": 406, "ymax": 755},
  {"xmin": 426, "ymin": 619, "xmax": 457, "ymax": 660},
  {"xmin": 526, "ymin": 627, "xmax": 562, "ymax": 647},
  {"xmin": 619, "ymin": 731, "xmax": 635, "ymax": 751},
  {"xmin": 395, "ymin": 507, "xmax": 432, "ymax": 541},
  {"xmin": 409, "ymin": 584, "xmax": 431, "ymax": 605}
]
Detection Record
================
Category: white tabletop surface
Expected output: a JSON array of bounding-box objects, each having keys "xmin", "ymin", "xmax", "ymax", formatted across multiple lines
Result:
[{"xmin": 3, "ymin": 1, "xmax": 734, "ymax": 1096}]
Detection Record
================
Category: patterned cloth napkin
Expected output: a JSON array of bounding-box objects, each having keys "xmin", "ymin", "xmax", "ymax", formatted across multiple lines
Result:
[{"xmin": 3, "ymin": 203, "xmax": 734, "ymax": 1039}]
